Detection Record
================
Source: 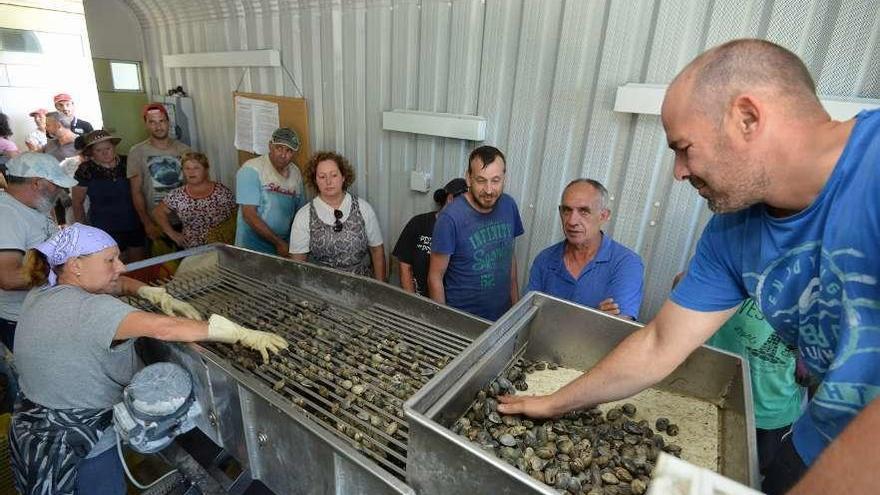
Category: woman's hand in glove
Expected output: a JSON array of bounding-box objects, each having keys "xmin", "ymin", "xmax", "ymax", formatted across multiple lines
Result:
[
  {"xmin": 207, "ymin": 314, "xmax": 288, "ymax": 363},
  {"xmin": 137, "ymin": 286, "xmax": 203, "ymax": 320}
]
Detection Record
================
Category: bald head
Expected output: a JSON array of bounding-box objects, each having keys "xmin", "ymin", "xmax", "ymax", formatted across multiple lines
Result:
[{"xmin": 673, "ymin": 39, "xmax": 823, "ymax": 123}]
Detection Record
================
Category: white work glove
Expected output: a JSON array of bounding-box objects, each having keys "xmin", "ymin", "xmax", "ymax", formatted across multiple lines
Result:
[
  {"xmin": 207, "ymin": 314, "xmax": 288, "ymax": 364},
  {"xmin": 137, "ymin": 286, "xmax": 203, "ymax": 320}
]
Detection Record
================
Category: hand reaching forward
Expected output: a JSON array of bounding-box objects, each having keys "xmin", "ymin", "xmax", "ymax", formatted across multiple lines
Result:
[
  {"xmin": 207, "ymin": 314, "xmax": 288, "ymax": 364},
  {"xmin": 496, "ymin": 394, "xmax": 561, "ymax": 419}
]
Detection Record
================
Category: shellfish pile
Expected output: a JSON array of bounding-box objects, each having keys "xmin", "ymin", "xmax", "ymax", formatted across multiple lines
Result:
[{"xmin": 453, "ymin": 359, "xmax": 682, "ymax": 495}]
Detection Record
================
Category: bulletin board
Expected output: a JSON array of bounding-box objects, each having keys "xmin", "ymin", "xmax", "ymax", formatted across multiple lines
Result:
[{"xmin": 233, "ymin": 91, "xmax": 311, "ymax": 175}]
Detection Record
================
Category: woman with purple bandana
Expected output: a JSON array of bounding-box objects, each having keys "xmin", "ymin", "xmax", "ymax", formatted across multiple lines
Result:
[{"xmin": 8, "ymin": 223, "xmax": 288, "ymax": 495}]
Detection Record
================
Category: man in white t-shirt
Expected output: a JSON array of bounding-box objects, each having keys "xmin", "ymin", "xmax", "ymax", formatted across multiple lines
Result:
[{"xmin": 235, "ymin": 128, "xmax": 305, "ymax": 255}]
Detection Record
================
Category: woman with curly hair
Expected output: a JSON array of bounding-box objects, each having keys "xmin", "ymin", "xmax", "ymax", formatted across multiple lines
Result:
[{"xmin": 289, "ymin": 151, "xmax": 386, "ymax": 280}]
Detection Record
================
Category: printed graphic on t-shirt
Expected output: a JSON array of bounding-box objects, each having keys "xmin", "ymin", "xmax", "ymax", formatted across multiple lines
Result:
[
  {"xmin": 416, "ymin": 235, "xmax": 431, "ymax": 254},
  {"xmin": 147, "ymin": 155, "xmax": 183, "ymax": 204},
  {"xmin": 468, "ymin": 220, "xmax": 515, "ymax": 289},
  {"xmin": 745, "ymin": 240, "xmax": 879, "ymax": 443}
]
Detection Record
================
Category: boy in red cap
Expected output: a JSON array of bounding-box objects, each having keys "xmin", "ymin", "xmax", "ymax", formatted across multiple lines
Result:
[{"xmin": 52, "ymin": 93, "xmax": 93, "ymax": 137}]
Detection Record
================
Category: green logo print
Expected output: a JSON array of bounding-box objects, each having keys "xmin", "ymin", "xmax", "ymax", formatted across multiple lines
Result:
[{"xmin": 468, "ymin": 221, "xmax": 514, "ymax": 288}]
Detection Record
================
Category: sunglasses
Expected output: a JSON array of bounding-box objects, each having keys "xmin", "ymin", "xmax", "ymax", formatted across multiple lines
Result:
[{"xmin": 333, "ymin": 209, "xmax": 343, "ymax": 232}]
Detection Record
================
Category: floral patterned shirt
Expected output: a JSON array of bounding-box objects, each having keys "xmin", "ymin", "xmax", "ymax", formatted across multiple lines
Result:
[{"xmin": 162, "ymin": 183, "xmax": 236, "ymax": 247}]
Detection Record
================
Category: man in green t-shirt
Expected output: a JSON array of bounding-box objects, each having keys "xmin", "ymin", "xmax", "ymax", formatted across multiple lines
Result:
[{"xmin": 707, "ymin": 297, "xmax": 805, "ymax": 474}]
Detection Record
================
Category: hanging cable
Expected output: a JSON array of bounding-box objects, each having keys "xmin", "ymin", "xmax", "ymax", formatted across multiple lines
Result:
[{"xmin": 116, "ymin": 431, "xmax": 180, "ymax": 490}]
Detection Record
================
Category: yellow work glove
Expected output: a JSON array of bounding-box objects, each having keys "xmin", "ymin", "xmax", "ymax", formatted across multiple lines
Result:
[
  {"xmin": 207, "ymin": 314, "xmax": 288, "ymax": 364},
  {"xmin": 137, "ymin": 286, "xmax": 203, "ymax": 320}
]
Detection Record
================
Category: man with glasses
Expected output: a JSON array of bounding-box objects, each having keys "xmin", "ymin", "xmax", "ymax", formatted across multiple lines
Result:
[
  {"xmin": 428, "ymin": 146, "xmax": 524, "ymax": 321},
  {"xmin": 526, "ymin": 179, "xmax": 643, "ymax": 320},
  {"xmin": 0, "ymin": 153, "xmax": 74, "ymax": 351},
  {"xmin": 235, "ymin": 127, "xmax": 304, "ymax": 255}
]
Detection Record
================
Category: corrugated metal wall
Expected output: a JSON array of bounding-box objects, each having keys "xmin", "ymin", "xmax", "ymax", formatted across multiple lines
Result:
[{"xmin": 122, "ymin": 0, "xmax": 880, "ymax": 321}]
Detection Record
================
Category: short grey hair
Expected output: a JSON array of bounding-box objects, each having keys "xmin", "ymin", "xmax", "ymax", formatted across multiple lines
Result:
[
  {"xmin": 46, "ymin": 112, "xmax": 72, "ymax": 129},
  {"xmin": 563, "ymin": 178, "xmax": 609, "ymax": 210},
  {"xmin": 682, "ymin": 39, "xmax": 821, "ymax": 123}
]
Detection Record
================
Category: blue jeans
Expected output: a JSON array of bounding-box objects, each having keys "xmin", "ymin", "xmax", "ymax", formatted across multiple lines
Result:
[{"xmin": 76, "ymin": 446, "xmax": 126, "ymax": 495}]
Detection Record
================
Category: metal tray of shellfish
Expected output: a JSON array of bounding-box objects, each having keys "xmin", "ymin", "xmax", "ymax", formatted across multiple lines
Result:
[
  {"xmin": 124, "ymin": 244, "xmax": 491, "ymax": 495},
  {"xmin": 404, "ymin": 292, "xmax": 759, "ymax": 495}
]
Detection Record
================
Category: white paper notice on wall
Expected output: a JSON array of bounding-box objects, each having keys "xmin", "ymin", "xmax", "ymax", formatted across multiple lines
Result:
[{"xmin": 234, "ymin": 96, "xmax": 280, "ymax": 155}]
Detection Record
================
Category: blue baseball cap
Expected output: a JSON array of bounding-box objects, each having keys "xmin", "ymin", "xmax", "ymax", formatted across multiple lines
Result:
[{"xmin": 5, "ymin": 153, "xmax": 77, "ymax": 188}]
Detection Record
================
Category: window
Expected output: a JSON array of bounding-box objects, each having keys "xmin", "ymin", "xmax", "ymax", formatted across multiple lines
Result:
[
  {"xmin": 0, "ymin": 28, "xmax": 42, "ymax": 53},
  {"xmin": 110, "ymin": 61, "xmax": 142, "ymax": 91}
]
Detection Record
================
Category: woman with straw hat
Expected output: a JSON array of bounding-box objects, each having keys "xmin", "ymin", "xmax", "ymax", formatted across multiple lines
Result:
[{"xmin": 72, "ymin": 130, "xmax": 146, "ymax": 262}]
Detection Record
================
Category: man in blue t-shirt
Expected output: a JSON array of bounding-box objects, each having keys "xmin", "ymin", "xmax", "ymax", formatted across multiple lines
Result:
[
  {"xmin": 498, "ymin": 39, "xmax": 879, "ymax": 494},
  {"xmin": 527, "ymin": 179, "xmax": 644, "ymax": 320},
  {"xmin": 428, "ymin": 146, "xmax": 524, "ymax": 321}
]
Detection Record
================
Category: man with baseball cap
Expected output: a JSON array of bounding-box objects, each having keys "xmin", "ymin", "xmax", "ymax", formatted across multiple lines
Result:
[
  {"xmin": 52, "ymin": 93, "xmax": 93, "ymax": 137},
  {"xmin": 25, "ymin": 109, "xmax": 48, "ymax": 152},
  {"xmin": 235, "ymin": 127, "xmax": 304, "ymax": 255},
  {"xmin": 127, "ymin": 103, "xmax": 191, "ymax": 242},
  {"xmin": 0, "ymin": 153, "xmax": 74, "ymax": 350},
  {"xmin": 392, "ymin": 178, "xmax": 467, "ymax": 296}
]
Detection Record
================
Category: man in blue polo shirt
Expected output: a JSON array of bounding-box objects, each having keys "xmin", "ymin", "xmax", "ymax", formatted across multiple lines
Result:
[
  {"xmin": 527, "ymin": 179, "xmax": 643, "ymax": 319},
  {"xmin": 497, "ymin": 39, "xmax": 880, "ymax": 494}
]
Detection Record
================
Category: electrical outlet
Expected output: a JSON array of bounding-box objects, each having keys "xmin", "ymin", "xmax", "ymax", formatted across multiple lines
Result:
[{"xmin": 410, "ymin": 171, "xmax": 432, "ymax": 193}]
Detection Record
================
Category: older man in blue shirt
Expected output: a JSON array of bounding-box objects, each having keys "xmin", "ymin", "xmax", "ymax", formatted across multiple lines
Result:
[{"xmin": 527, "ymin": 179, "xmax": 644, "ymax": 320}]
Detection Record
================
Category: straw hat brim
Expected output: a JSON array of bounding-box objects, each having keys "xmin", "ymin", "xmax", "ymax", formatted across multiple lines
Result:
[{"xmin": 84, "ymin": 136, "xmax": 122, "ymax": 150}]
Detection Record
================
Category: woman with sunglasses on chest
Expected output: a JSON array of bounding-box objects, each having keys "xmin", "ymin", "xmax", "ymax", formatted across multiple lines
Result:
[{"xmin": 289, "ymin": 151, "xmax": 386, "ymax": 281}]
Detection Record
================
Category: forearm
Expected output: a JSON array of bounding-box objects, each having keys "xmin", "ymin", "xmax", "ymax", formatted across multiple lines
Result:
[
  {"xmin": 154, "ymin": 316, "xmax": 209, "ymax": 342},
  {"xmin": 788, "ymin": 397, "xmax": 880, "ymax": 494},
  {"xmin": 427, "ymin": 274, "xmax": 445, "ymax": 304},
  {"xmin": 152, "ymin": 205, "xmax": 177, "ymax": 238},
  {"xmin": 243, "ymin": 210, "xmax": 285, "ymax": 248},
  {"xmin": 120, "ymin": 311, "xmax": 209, "ymax": 342},
  {"xmin": 399, "ymin": 263, "xmax": 415, "ymax": 293},
  {"xmin": 509, "ymin": 256, "xmax": 520, "ymax": 304},
  {"xmin": 370, "ymin": 246, "xmax": 386, "ymax": 282},
  {"xmin": 0, "ymin": 268, "xmax": 29, "ymax": 291},
  {"xmin": 72, "ymin": 203, "xmax": 85, "ymax": 224},
  {"xmin": 131, "ymin": 190, "xmax": 153, "ymax": 226},
  {"xmin": 0, "ymin": 255, "xmax": 29, "ymax": 290},
  {"xmin": 112, "ymin": 276, "xmax": 147, "ymax": 296}
]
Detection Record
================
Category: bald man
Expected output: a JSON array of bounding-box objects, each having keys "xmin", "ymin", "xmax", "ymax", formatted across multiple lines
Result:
[{"xmin": 497, "ymin": 39, "xmax": 880, "ymax": 494}]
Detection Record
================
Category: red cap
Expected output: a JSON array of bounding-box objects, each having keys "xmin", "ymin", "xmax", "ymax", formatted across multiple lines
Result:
[
  {"xmin": 29, "ymin": 108, "xmax": 48, "ymax": 117},
  {"xmin": 53, "ymin": 93, "xmax": 72, "ymax": 104},
  {"xmin": 142, "ymin": 102, "xmax": 169, "ymax": 120}
]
